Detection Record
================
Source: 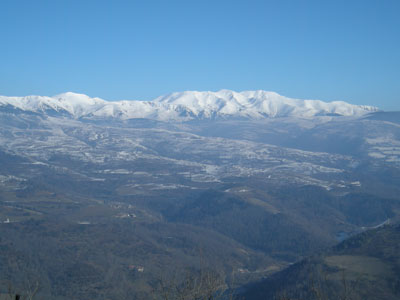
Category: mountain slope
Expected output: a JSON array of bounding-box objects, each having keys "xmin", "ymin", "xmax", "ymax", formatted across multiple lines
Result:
[{"xmin": 241, "ymin": 224, "xmax": 400, "ymax": 300}]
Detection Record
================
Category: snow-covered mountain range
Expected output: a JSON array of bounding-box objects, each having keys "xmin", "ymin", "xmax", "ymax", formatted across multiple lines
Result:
[{"xmin": 0, "ymin": 90, "xmax": 379, "ymax": 121}]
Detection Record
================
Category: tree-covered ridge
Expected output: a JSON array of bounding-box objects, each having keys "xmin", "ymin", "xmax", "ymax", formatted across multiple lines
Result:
[{"xmin": 241, "ymin": 224, "xmax": 400, "ymax": 300}]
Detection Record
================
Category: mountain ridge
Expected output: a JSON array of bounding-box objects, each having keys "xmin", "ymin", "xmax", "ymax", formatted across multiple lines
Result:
[{"xmin": 0, "ymin": 90, "xmax": 379, "ymax": 121}]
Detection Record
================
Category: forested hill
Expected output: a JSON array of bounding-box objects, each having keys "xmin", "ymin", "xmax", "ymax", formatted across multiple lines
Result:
[{"xmin": 241, "ymin": 223, "xmax": 400, "ymax": 300}]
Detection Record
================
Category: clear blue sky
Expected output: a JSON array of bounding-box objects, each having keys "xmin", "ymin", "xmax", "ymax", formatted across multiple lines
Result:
[{"xmin": 1, "ymin": 0, "xmax": 399, "ymax": 110}]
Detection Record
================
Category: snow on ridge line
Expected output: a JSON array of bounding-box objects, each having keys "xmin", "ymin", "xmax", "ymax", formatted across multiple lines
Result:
[{"xmin": 0, "ymin": 90, "xmax": 380, "ymax": 120}]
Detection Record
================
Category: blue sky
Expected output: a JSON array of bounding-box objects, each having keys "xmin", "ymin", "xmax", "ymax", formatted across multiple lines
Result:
[{"xmin": 1, "ymin": 0, "xmax": 399, "ymax": 110}]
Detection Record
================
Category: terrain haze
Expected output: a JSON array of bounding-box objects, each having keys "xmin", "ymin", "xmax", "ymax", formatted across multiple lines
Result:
[{"xmin": 0, "ymin": 89, "xmax": 399, "ymax": 298}]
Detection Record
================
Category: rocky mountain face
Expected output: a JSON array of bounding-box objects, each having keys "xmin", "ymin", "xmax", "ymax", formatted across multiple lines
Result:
[{"xmin": 0, "ymin": 91, "xmax": 398, "ymax": 299}]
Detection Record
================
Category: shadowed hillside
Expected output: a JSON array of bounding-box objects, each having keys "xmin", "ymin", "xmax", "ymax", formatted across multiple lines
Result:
[{"xmin": 241, "ymin": 224, "xmax": 400, "ymax": 300}]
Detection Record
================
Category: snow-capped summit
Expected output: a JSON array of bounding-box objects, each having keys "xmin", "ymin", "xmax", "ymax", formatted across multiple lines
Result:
[
  {"xmin": 0, "ymin": 90, "xmax": 379, "ymax": 121},
  {"xmin": 154, "ymin": 90, "xmax": 378, "ymax": 119},
  {"xmin": 52, "ymin": 92, "xmax": 106, "ymax": 116},
  {"xmin": 0, "ymin": 92, "xmax": 106, "ymax": 117}
]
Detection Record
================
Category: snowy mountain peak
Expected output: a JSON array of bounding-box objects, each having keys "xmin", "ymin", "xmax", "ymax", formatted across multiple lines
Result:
[
  {"xmin": 53, "ymin": 92, "xmax": 105, "ymax": 104},
  {"xmin": 155, "ymin": 90, "xmax": 379, "ymax": 118},
  {"xmin": 52, "ymin": 92, "xmax": 106, "ymax": 116},
  {"xmin": 0, "ymin": 90, "xmax": 379, "ymax": 121}
]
